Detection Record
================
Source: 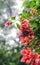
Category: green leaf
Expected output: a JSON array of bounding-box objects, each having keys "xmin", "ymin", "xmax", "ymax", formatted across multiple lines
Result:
[
  {"xmin": 38, "ymin": 0, "xmax": 40, "ymax": 4},
  {"xmin": 22, "ymin": 1, "xmax": 27, "ymax": 6},
  {"xmin": 10, "ymin": 63, "xmax": 15, "ymax": 65},
  {"xmin": 22, "ymin": 0, "xmax": 29, "ymax": 6},
  {"xmin": 11, "ymin": 16, "xmax": 16, "ymax": 20},
  {"xmin": 16, "ymin": 23, "xmax": 21, "ymax": 29},
  {"xmin": 35, "ymin": 49, "xmax": 40, "ymax": 54},
  {"xmin": 29, "ymin": 1, "xmax": 36, "ymax": 8},
  {"xmin": 37, "ymin": 5, "xmax": 40, "ymax": 14},
  {"xmin": 29, "ymin": 20, "xmax": 37, "ymax": 28}
]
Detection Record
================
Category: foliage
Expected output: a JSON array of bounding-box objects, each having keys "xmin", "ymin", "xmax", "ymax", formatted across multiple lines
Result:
[
  {"xmin": 17, "ymin": 0, "xmax": 40, "ymax": 65},
  {"xmin": 19, "ymin": 0, "xmax": 40, "ymax": 54}
]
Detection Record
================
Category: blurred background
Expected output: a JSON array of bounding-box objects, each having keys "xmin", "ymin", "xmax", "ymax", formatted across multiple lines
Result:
[{"xmin": 0, "ymin": 0, "xmax": 26, "ymax": 65}]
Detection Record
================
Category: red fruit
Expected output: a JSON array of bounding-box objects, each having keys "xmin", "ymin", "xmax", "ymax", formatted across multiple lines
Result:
[
  {"xmin": 21, "ymin": 55, "xmax": 27, "ymax": 63},
  {"xmin": 30, "ymin": 8, "xmax": 35, "ymax": 14},
  {"xmin": 19, "ymin": 19, "xmax": 34, "ymax": 45},
  {"xmin": 33, "ymin": 53, "xmax": 39, "ymax": 59},
  {"xmin": 5, "ymin": 21, "xmax": 11, "ymax": 27},
  {"xmin": 31, "ymin": 62, "xmax": 38, "ymax": 65},
  {"xmin": 35, "ymin": 57, "xmax": 40, "ymax": 65}
]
